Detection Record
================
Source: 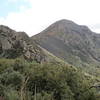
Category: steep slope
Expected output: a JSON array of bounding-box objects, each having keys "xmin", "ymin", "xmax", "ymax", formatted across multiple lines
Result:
[
  {"xmin": 31, "ymin": 19, "xmax": 100, "ymax": 76},
  {"xmin": 0, "ymin": 25, "xmax": 46, "ymax": 62}
]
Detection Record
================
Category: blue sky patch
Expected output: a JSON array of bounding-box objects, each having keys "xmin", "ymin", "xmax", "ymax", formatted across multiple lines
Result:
[{"xmin": 0, "ymin": 0, "xmax": 31, "ymax": 17}]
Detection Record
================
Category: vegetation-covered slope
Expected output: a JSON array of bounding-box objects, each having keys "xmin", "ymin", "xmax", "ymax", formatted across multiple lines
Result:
[{"xmin": 0, "ymin": 58, "xmax": 98, "ymax": 100}]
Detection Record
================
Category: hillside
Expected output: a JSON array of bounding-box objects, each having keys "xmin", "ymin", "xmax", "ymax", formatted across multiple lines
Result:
[
  {"xmin": 0, "ymin": 25, "xmax": 48, "ymax": 63},
  {"xmin": 0, "ymin": 23, "xmax": 99, "ymax": 100},
  {"xmin": 31, "ymin": 19, "xmax": 100, "ymax": 76},
  {"xmin": 0, "ymin": 58, "xmax": 99, "ymax": 100}
]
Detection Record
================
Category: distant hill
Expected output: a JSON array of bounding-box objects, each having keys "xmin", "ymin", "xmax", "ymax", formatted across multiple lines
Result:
[{"xmin": 31, "ymin": 19, "xmax": 100, "ymax": 76}]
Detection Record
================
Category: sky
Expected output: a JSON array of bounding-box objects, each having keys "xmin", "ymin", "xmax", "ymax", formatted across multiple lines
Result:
[{"xmin": 0, "ymin": 0, "xmax": 100, "ymax": 36}]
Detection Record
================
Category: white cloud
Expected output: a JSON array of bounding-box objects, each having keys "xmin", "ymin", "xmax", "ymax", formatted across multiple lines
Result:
[{"xmin": 0, "ymin": 0, "xmax": 100, "ymax": 36}]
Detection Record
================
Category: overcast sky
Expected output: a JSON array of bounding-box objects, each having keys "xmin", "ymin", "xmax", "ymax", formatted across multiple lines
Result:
[{"xmin": 0, "ymin": 0, "xmax": 100, "ymax": 36}]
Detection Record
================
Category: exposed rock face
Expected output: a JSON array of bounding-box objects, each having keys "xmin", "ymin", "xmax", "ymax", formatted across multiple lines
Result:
[
  {"xmin": 0, "ymin": 25, "xmax": 46, "ymax": 63},
  {"xmin": 31, "ymin": 19, "xmax": 100, "ymax": 68}
]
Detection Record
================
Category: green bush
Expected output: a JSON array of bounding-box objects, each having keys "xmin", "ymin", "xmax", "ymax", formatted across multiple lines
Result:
[
  {"xmin": 0, "ymin": 69, "xmax": 23, "ymax": 89},
  {"xmin": 0, "ymin": 58, "xmax": 14, "ymax": 74},
  {"xmin": 4, "ymin": 88, "xmax": 20, "ymax": 100},
  {"xmin": 0, "ymin": 59, "xmax": 97, "ymax": 100}
]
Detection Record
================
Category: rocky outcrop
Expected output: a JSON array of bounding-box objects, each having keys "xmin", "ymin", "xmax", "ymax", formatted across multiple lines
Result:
[{"xmin": 0, "ymin": 25, "xmax": 46, "ymax": 63}]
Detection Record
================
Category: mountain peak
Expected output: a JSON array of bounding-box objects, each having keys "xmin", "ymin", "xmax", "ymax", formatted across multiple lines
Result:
[
  {"xmin": 31, "ymin": 19, "xmax": 100, "ymax": 70},
  {"xmin": 38, "ymin": 19, "xmax": 92, "ymax": 37},
  {"xmin": 54, "ymin": 19, "xmax": 92, "ymax": 33},
  {"xmin": 55, "ymin": 19, "xmax": 76, "ymax": 25}
]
